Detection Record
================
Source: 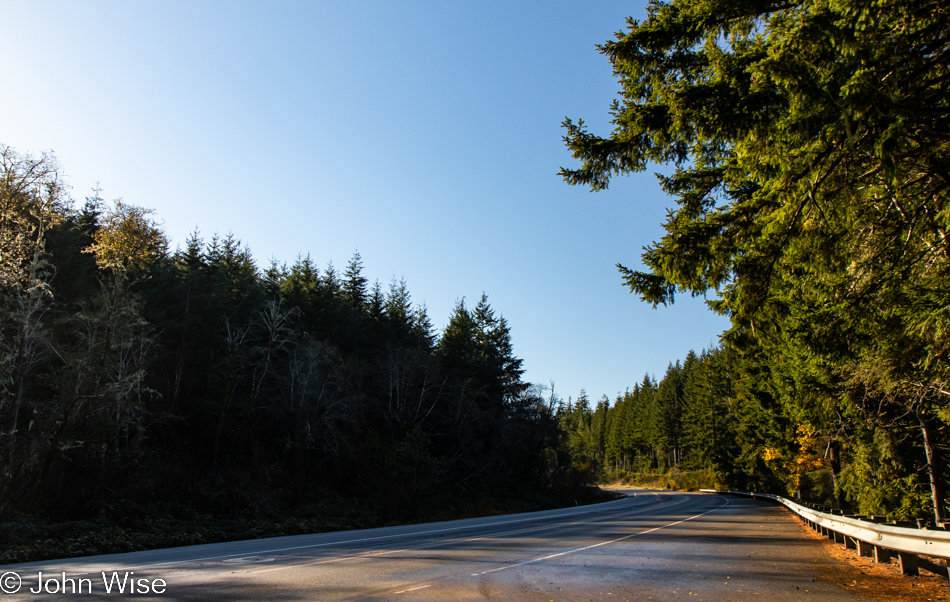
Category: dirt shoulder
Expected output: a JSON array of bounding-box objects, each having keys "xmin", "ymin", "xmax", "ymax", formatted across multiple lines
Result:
[{"xmin": 790, "ymin": 508, "xmax": 950, "ymax": 601}]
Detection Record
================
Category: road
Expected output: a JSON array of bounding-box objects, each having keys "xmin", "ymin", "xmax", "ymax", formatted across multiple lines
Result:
[{"xmin": 0, "ymin": 490, "xmax": 871, "ymax": 601}]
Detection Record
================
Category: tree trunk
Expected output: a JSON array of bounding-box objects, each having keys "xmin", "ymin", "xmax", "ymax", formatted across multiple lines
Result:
[
  {"xmin": 827, "ymin": 440, "xmax": 843, "ymax": 511},
  {"xmin": 919, "ymin": 414, "xmax": 947, "ymax": 523}
]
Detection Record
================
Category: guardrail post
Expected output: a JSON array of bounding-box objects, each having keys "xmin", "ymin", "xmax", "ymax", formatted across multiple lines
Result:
[
  {"xmin": 832, "ymin": 530, "xmax": 844, "ymax": 544},
  {"xmin": 898, "ymin": 552, "xmax": 919, "ymax": 576},
  {"xmin": 844, "ymin": 535, "xmax": 857, "ymax": 550},
  {"xmin": 856, "ymin": 540, "xmax": 873, "ymax": 557},
  {"xmin": 874, "ymin": 546, "xmax": 891, "ymax": 563}
]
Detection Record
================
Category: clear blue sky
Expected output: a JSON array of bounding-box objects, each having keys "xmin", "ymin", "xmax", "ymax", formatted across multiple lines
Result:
[{"xmin": 0, "ymin": 0, "xmax": 729, "ymax": 403}]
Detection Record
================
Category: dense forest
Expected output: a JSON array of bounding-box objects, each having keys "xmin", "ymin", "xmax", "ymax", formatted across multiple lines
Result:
[
  {"xmin": 560, "ymin": 0, "xmax": 949, "ymax": 522},
  {"xmin": 0, "ymin": 144, "xmax": 602, "ymax": 560},
  {"xmin": 4, "ymin": 0, "xmax": 947, "ymax": 561},
  {"xmin": 559, "ymin": 343, "xmax": 947, "ymax": 521}
]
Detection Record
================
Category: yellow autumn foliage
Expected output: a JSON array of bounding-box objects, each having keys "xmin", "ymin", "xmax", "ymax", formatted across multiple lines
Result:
[
  {"xmin": 759, "ymin": 424, "xmax": 825, "ymax": 493},
  {"xmin": 86, "ymin": 201, "xmax": 167, "ymax": 274}
]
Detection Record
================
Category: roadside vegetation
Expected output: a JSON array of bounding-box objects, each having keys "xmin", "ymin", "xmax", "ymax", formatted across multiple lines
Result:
[
  {"xmin": 0, "ymin": 145, "xmax": 608, "ymax": 562},
  {"xmin": 558, "ymin": 0, "xmax": 949, "ymax": 523},
  {"xmin": 3, "ymin": 0, "xmax": 947, "ymax": 564}
]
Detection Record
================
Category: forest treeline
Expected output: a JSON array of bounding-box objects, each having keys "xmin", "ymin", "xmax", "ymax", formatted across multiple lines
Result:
[
  {"xmin": 0, "ymin": 144, "xmax": 596, "ymax": 553},
  {"xmin": 560, "ymin": 343, "xmax": 949, "ymax": 521},
  {"xmin": 559, "ymin": 0, "xmax": 949, "ymax": 523},
  {"xmin": 4, "ymin": 0, "xmax": 947, "ymax": 559}
]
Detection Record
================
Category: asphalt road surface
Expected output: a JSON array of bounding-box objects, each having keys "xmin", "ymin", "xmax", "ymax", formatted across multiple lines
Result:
[{"xmin": 0, "ymin": 490, "xmax": 872, "ymax": 601}]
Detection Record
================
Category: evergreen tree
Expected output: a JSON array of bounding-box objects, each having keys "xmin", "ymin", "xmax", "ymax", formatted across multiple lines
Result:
[
  {"xmin": 343, "ymin": 251, "xmax": 368, "ymax": 312},
  {"xmin": 438, "ymin": 299, "xmax": 478, "ymax": 372},
  {"xmin": 385, "ymin": 277, "xmax": 414, "ymax": 337},
  {"xmin": 562, "ymin": 0, "xmax": 950, "ymax": 520},
  {"xmin": 654, "ymin": 361, "xmax": 683, "ymax": 468}
]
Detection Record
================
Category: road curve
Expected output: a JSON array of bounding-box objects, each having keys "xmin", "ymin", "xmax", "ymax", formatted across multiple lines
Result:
[{"xmin": 0, "ymin": 490, "xmax": 870, "ymax": 600}]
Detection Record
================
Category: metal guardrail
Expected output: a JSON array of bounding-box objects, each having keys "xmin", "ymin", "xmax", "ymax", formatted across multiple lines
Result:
[{"xmin": 700, "ymin": 488, "xmax": 950, "ymax": 577}]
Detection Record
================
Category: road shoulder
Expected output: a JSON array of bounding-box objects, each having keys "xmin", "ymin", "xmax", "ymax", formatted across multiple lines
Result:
[{"xmin": 789, "ymin": 509, "xmax": 950, "ymax": 601}]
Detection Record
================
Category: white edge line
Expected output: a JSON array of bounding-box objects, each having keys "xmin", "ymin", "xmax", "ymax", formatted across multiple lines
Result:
[
  {"xmin": 15, "ymin": 495, "xmax": 652, "ymax": 574},
  {"xmin": 394, "ymin": 584, "xmax": 432, "ymax": 593},
  {"xmin": 470, "ymin": 496, "xmax": 730, "ymax": 576}
]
